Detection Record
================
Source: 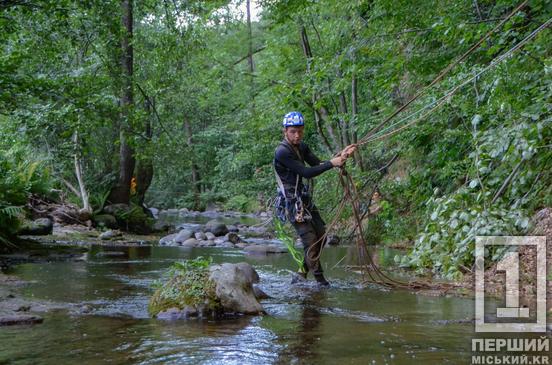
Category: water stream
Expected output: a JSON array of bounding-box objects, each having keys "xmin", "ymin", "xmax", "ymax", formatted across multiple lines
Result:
[{"xmin": 0, "ymin": 241, "xmax": 481, "ymax": 364}]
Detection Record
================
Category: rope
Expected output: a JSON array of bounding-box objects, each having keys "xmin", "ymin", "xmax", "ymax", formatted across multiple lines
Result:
[{"xmin": 305, "ymin": 11, "xmax": 550, "ymax": 289}]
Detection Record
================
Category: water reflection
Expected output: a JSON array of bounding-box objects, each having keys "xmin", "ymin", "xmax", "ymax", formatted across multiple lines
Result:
[{"xmin": 278, "ymin": 291, "xmax": 325, "ymax": 364}]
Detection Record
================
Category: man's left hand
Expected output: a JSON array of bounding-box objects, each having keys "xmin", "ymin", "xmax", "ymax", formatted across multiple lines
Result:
[{"xmin": 341, "ymin": 144, "xmax": 357, "ymax": 158}]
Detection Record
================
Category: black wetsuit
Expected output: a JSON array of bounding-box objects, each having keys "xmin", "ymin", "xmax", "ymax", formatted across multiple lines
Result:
[{"xmin": 274, "ymin": 139, "xmax": 333, "ymax": 276}]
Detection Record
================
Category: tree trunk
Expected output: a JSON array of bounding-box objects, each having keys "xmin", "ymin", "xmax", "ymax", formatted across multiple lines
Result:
[
  {"xmin": 72, "ymin": 130, "xmax": 91, "ymax": 212},
  {"xmin": 184, "ymin": 118, "xmax": 200, "ymax": 210},
  {"xmin": 109, "ymin": 0, "xmax": 135, "ymax": 205},
  {"xmin": 135, "ymin": 97, "xmax": 154, "ymax": 207}
]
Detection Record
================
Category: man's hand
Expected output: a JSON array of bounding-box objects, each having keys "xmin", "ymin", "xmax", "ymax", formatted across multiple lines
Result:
[
  {"xmin": 340, "ymin": 144, "xmax": 357, "ymax": 159},
  {"xmin": 330, "ymin": 156, "xmax": 346, "ymax": 167}
]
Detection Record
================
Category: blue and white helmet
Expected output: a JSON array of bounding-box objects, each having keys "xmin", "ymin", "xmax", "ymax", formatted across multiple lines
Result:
[{"xmin": 282, "ymin": 111, "xmax": 304, "ymax": 127}]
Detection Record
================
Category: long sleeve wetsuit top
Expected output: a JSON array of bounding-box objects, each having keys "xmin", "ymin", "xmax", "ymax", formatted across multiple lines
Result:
[{"xmin": 274, "ymin": 139, "xmax": 332, "ymax": 196}]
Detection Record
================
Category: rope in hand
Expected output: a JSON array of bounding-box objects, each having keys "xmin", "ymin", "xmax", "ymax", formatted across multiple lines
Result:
[{"xmin": 304, "ymin": 6, "xmax": 551, "ymax": 289}]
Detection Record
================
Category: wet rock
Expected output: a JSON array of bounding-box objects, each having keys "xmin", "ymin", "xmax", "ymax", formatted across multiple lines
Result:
[
  {"xmin": 181, "ymin": 238, "xmax": 199, "ymax": 247},
  {"xmin": 176, "ymin": 223, "xmax": 203, "ymax": 233},
  {"xmin": 205, "ymin": 220, "xmax": 229, "ymax": 237},
  {"xmin": 18, "ymin": 218, "xmax": 53, "ymax": 236},
  {"xmin": 93, "ymin": 214, "xmax": 118, "ymax": 229},
  {"xmin": 175, "ymin": 229, "xmax": 193, "ymax": 243},
  {"xmin": 235, "ymin": 262, "xmax": 259, "ymax": 284},
  {"xmin": 242, "ymin": 225, "xmax": 269, "ymax": 238},
  {"xmin": 227, "ymin": 225, "xmax": 239, "ymax": 232},
  {"xmin": 225, "ymin": 232, "xmax": 241, "ymax": 244},
  {"xmin": 205, "ymin": 232, "xmax": 216, "ymax": 240},
  {"xmin": 209, "ymin": 263, "xmax": 264, "ymax": 314},
  {"xmin": 194, "ymin": 232, "xmax": 207, "ymax": 240},
  {"xmin": 159, "ymin": 233, "xmax": 178, "ymax": 246},
  {"xmin": 244, "ymin": 244, "xmax": 288, "ymax": 255},
  {"xmin": 0, "ymin": 314, "xmax": 43, "ymax": 326},
  {"xmin": 157, "ymin": 306, "xmax": 198, "ymax": 320}
]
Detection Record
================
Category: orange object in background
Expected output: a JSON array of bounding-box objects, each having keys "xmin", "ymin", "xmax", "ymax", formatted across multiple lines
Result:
[{"xmin": 130, "ymin": 177, "xmax": 137, "ymax": 195}]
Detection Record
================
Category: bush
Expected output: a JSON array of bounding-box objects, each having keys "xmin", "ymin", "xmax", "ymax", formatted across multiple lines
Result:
[{"xmin": 0, "ymin": 147, "xmax": 53, "ymax": 245}]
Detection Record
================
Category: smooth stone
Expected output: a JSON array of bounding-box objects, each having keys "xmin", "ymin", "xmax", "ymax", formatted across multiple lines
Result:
[
  {"xmin": 194, "ymin": 232, "xmax": 207, "ymax": 240},
  {"xmin": 175, "ymin": 229, "xmax": 194, "ymax": 243},
  {"xmin": 159, "ymin": 233, "xmax": 178, "ymax": 246},
  {"xmin": 243, "ymin": 244, "xmax": 288, "ymax": 254},
  {"xmin": 180, "ymin": 238, "xmax": 199, "ymax": 247}
]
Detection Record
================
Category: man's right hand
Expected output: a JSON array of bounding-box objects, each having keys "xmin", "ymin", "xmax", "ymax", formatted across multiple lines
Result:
[{"xmin": 330, "ymin": 156, "xmax": 346, "ymax": 167}]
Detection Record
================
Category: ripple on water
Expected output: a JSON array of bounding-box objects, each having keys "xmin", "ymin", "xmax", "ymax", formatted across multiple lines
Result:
[{"xmin": 129, "ymin": 322, "xmax": 281, "ymax": 365}]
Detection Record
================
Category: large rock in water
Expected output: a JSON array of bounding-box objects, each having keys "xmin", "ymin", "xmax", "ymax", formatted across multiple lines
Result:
[
  {"xmin": 205, "ymin": 220, "xmax": 229, "ymax": 237},
  {"xmin": 149, "ymin": 261, "xmax": 264, "ymax": 319},
  {"xmin": 208, "ymin": 263, "xmax": 264, "ymax": 314}
]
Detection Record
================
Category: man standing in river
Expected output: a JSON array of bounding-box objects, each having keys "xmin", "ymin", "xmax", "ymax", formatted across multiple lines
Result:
[{"xmin": 274, "ymin": 111, "xmax": 356, "ymax": 287}]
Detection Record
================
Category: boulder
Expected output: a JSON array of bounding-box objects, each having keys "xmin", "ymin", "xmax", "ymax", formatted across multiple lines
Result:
[
  {"xmin": 159, "ymin": 233, "xmax": 178, "ymax": 246},
  {"xmin": 205, "ymin": 232, "xmax": 216, "ymax": 240},
  {"xmin": 243, "ymin": 244, "xmax": 288, "ymax": 255},
  {"xmin": 181, "ymin": 238, "xmax": 199, "ymax": 247},
  {"xmin": 208, "ymin": 263, "xmax": 264, "ymax": 314},
  {"xmin": 18, "ymin": 218, "xmax": 53, "ymax": 236},
  {"xmin": 194, "ymin": 232, "xmax": 207, "ymax": 240},
  {"xmin": 149, "ymin": 261, "xmax": 264, "ymax": 319},
  {"xmin": 93, "ymin": 214, "xmax": 118, "ymax": 229},
  {"xmin": 205, "ymin": 220, "xmax": 229, "ymax": 237},
  {"xmin": 225, "ymin": 232, "xmax": 241, "ymax": 244},
  {"xmin": 175, "ymin": 229, "xmax": 193, "ymax": 243}
]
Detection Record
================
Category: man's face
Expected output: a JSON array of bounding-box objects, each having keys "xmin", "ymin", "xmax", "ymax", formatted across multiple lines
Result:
[{"xmin": 284, "ymin": 126, "xmax": 304, "ymax": 145}]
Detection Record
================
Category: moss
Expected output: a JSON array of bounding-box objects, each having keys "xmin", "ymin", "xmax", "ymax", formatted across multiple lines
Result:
[{"xmin": 148, "ymin": 257, "xmax": 221, "ymax": 317}]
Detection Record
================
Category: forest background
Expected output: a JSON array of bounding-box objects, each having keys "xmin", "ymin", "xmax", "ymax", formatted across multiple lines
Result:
[{"xmin": 1, "ymin": 0, "xmax": 550, "ymax": 279}]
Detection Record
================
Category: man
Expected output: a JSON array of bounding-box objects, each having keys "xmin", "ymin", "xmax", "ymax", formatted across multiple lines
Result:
[{"xmin": 274, "ymin": 111, "xmax": 356, "ymax": 287}]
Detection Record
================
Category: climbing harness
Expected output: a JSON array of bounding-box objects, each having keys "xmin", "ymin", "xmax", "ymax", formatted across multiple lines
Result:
[{"xmin": 273, "ymin": 140, "xmax": 314, "ymax": 224}]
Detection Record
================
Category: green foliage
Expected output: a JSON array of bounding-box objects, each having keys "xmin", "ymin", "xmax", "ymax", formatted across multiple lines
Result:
[
  {"xmin": 223, "ymin": 194, "xmax": 260, "ymax": 213},
  {"xmin": 274, "ymin": 219, "xmax": 304, "ymax": 272},
  {"xmin": 0, "ymin": 146, "xmax": 53, "ymax": 244},
  {"xmin": 1, "ymin": 0, "xmax": 550, "ymax": 278},
  {"xmin": 148, "ymin": 257, "xmax": 219, "ymax": 316}
]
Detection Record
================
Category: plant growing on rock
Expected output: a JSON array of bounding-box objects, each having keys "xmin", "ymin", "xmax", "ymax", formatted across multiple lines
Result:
[{"xmin": 148, "ymin": 257, "xmax": 221, "ymax": 317}]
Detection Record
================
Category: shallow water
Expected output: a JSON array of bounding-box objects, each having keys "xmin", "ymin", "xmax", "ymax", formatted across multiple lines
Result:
[{"xmin": 0, "ymin": 244, "xmax": 494, "ymax": 364}]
